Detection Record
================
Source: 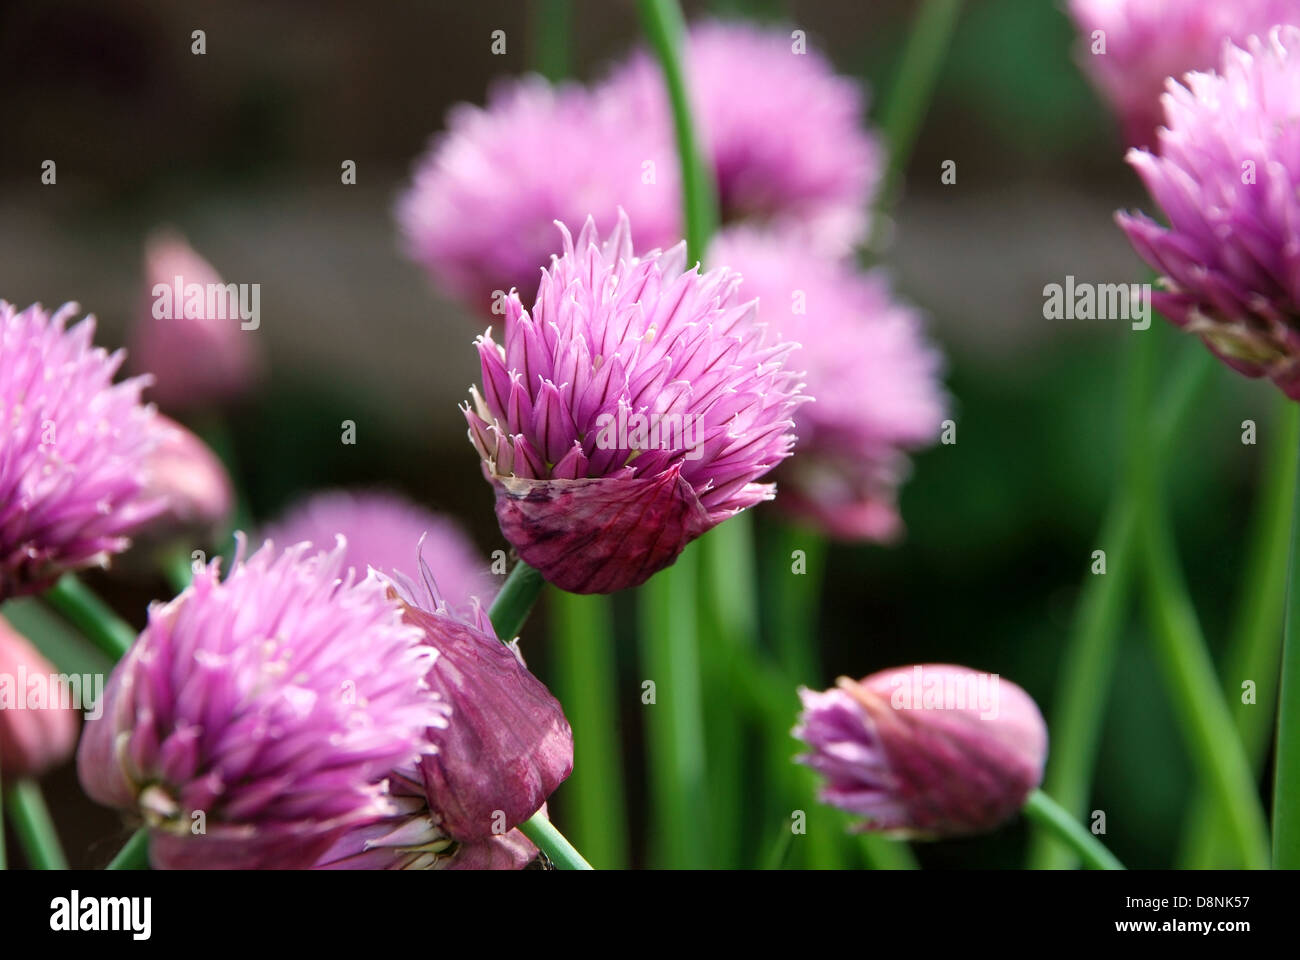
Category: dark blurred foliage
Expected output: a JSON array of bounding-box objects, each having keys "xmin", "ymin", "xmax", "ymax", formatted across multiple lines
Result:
[{"xmin": 0, "ymin": 0, "xmax": 1278, "ymax": 868}]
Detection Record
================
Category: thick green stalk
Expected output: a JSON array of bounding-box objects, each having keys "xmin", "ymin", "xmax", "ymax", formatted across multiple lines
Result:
[
  {"xmin": 1182, "ymin": 398, "xmax": 1298, "ymax": 866},
  {"xmin": 43, "ymin": 574, "xmax": 137, "ymax": 662},
  {"xmin": 1138, "ymin": 479, "xmax": 1271, "ymax": 869},
  {"xmin": 638, "ymin": 546, "xmax": 709, "ymax": 867},
  {"xmin": 550, "ymin": 590, "xmax": 629, "ymax": 868},
  {"xmin": 532, "ymin": 0, "xmax": 572, "ymax": 84},
  {"xmin": 1022, "ymin": 790, "xmax": 1124, "ymax": 870},
  {"xmin": 1275, "ymin": 409, "xmax": 1300, "ymax": 867},
  {"xmin": 106, "ymin": 828, "xmax": 149, "ymax": 870},
  {"xmin": 1029, "ymin": 341, "xmax": 1213, "ymax": 869},
  {"xmin": 876, "ymin": 0, "xmax": 964, "ymax": 215},
  {"xmin": 5, "ymin": 779, "xmax": 68, "ymax": 869},
  {"xmin": 637, "ymin": 0, "xmax": 718, "ymax": 261},
  {"xmin": 518, "ymin": 811, "xmax": 594, "ymax": 870},
  {"xmin": 488, "ymin": 561, "xmax": 546, "ymax": 641}
]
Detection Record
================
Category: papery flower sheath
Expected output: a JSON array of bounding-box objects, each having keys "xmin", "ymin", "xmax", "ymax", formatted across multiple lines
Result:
[
  {"xmin": 794, "ymin": 664, "xmax": 1048, "ymax": 838},
  {"xmin": 0, "ymin": 615, "xmax": 81, "ymax": 779},
  {"xmin": 711, "ymin": 228, "xmax": 946, "ymax": 541},
  {"xmin": 131, "ymin": 232, "xmax": 262, "ymax": 412},
  {"xmin": 1068, "ymin": 0, "xmax": 1300, "ymax": 148},
  {"xmin": 464, "ymin": 213, "xmax": 807, "ymax": 593},
  {"xmin": 398, "ymin": 76, "xmax": 681, "ymax": 310},
  {"xmin": 77, "ymin": 538, "xmax": 449, "ymax": 869},
  {"xmin": 1117, "ymin": 27, "xmax": 1300, "ymax": 398},
  {"xmin": 599, "ymin": 19, "xmax": 881, "ymax": 253},
  {"xmin": 0, "ymin": 301, "xmax": 165, "ymax": 600},
  {"xmin": 262, "ymin": 489, "xmax": 495, "ymax": 612}
]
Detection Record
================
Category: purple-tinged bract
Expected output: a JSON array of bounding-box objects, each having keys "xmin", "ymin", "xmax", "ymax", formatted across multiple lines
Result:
[
  {"xmin": 1068, "ymin": 0, "xmax": 1300, "ymax": 149},
  {"xmin": 794, "ymin": 664, "xmax": 1048, "ymax": 838},
  {"xmin": 465, "ymin": 213, "xmax": 807, "ymax": 593},
  {"xmin": 77, "ymin": 538, "xmax": 449, "ymax": 870},
  {"xmin": 262, "ymin": 489, "xmax": 495, "ymax": 613},
  {"xmin": 711, "ymin": 229, "xmax": 946, "ymax": 541},
  {"xmin": 599, "ymin": 20, "xmax": 881, "ymax": 253},
  {"xmin": 398, "ymin": 77, "xmax": 681, "ymax": 312},
  {"xmin": 1117, "ymin": 27, "xmax": 1300, "ymax": 398},
  {"xmin": 0, "ymin": 301, "xmax": 165, "ymax": 600}
]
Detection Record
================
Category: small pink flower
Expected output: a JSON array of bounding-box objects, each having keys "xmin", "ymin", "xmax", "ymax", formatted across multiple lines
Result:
[
  {"xmin": 0, "ymin": 615, "xmax": 81, "ymax": 778},
  {"xmin": 135, "ymin": 416, "xmax": 233, "ymax": 547}
]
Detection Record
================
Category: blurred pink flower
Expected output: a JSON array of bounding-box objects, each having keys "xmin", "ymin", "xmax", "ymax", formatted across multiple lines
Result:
[
  {"xmin": 1118, "ymin": 27, "xmax": 1300, "ymax": 397},
  {"xmin": 794, "ymin": 664, "xmax": 1048, "ymax": 838},
  {"xmin": 136, "ymin": 416, "xmax": 233, "ymax": 547},
  {"xmin": 465, "ymin": 213, "xmax": 807, "ymax": 593},
  {"xmin": 0, "ymin": 301, "xmax": 165, "ymax": 600},
  {"xmin": 131, "ymin": 232, "xmax": 263, "ymax": 412},
  {"xmin": 711, "ymin": 228, "xmax": 946, "ymax": 541},
  {"xmin": 599, "ymin": 19, "xmax": 881, "ymax": 253},
  {"xmin": 398, "ymin": 76, "xmax": 681, "ymax": 312},
  {"xmin": 1068, "ymin": 0, "xmax": 1300, "ymax": 148},
  {"xmin": 0, "ymin": 615, "xmax": 81, "ymax": 779}
]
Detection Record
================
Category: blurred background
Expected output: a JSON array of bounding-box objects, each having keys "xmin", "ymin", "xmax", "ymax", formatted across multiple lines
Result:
[{"xmin": 0, "ymin": 0, "xmax": 1279, "ymax": 868}]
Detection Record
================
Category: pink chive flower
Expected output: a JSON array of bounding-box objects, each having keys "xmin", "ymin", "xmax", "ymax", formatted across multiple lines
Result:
[
  {"xmin": 131, "ymin": 232, "xmax": 263, "ymax": 413},
  {"xmin": 1117, "ymin": 27, "xmax": 1300, "ymax": 398},
  {"xmin": 794, "ymin": 664, "xmax": 1048, "ymax": 838},
  {"xmin": 710, "ymin": 229, "xmax": 946, "ymax": 541},
  {"xmin": 599, "ymin": 20, "xmax": 881, "ymax": 253},
  {"xmin": 398, "ymin": 76, "xmax": 681, "ymax": 311},
  {"xmin": 465, "ymin": 213, "xmax": 807, "ymax": 594},
  {"xmin": 1068, "ymin": 0, "xmax": 1300, "ymax": 149},
  {"xmin": 261, "ymin": 489, "xmax": 496, "ymax": 612},
  {"xmin": 135, "ymin": 416, "xmax": 233, "ymax": 547},
  {"xmin": 0, "ymin": 301, "xmax": 165, "ymax": 600},
  {"xmin": 316, "ymin": 588, "xmax": 572, "ymax": 869},
  {"xmin": 0, "ymin": 615, "xmax": 81, "ymax": 779},
  {"xmin": 77, "ymin": 538, "xmax": 448, "ymax": 870}
]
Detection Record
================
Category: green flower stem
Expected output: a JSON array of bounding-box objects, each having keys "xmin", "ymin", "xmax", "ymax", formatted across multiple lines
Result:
[
  {"xmin": 1275, "ymin": 406, "xmax": 1300, "ymax": 868},
  {"xmin": 1022, "ymin": 790, "xmax": 1124, "ymax": 870},
  {"xmin": 550, "ymin": 590, "xmax": 629, "ymax": 868},
  {"xmin": 1029, "ymin": 339, "xmax": 1213, "ymax": 869},
  {"xmin": 532, "ymin": 0, "xmax": 572, "ymax": 83},
  {"xmin": 43, "ymin": 574, "xmax": 137, "ymax": 662},
  {"xmin": 160, "ymin": 545, "xmax": 196, "ymax": 594},
  {"xmin": 5, "ymin": 779, "xmax": 68, "ymax": 869},
  {"xmin": 518, "ymin": 811, "xmax": 594, "ymax": 870},
  {"xmin": 106, "ymin": 828, "xmax": 149, "ymax": 870},
  {"xmin": 1182, "ymin": 397, "xmax": 1299, "ymax": 867},
  {"xmin": 637, "ymin": 0, "xmax": 718, "ymax": 261},
  {"xmin": 488, "ymin": 561, "xmax": 546, "ymax": 641},
  {"xmin": 876, "ymin": 0, "xmax": 964, "ymax": 217},
  {"xmin": 1137, "ymin": 464, "xmax": 1271, "ymax": 869},
  {"xmin": 638, "ymin": 546, "xmax": 710, "ymax": 867}
]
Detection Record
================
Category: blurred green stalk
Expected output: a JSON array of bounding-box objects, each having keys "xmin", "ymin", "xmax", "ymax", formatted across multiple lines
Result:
[
  {"xmin": 532, "ymin": 0, "xmax": 572, "ymax": 84},
  {"xmin": 1022, "ymin": 790, "xmax": 1123, "ymax": 870},
  {"xmin": 550, "ymin": 591, "xmax": 629, "ymax": 869},
  {"xmin": 106, "ymin": 828, "xmax": 149, "ymax": 870},
  {"xmin": 5, "ymin": 779, "xmax": 68, "ymax": 869},
  {"xmin": 1029, "ymin": 336, "xmax": 1212, "ymax": 869},
  {"xmin": 44, "ymin": 574, "xmax": 137, "ymax": 662},
  {"xmin": 1181, "ymin": 397, "xmax": 1298, "ymax": 867},
  {"xmin": 1275, "ymin": 413, "xmax": 1300, "ymax": 867}
]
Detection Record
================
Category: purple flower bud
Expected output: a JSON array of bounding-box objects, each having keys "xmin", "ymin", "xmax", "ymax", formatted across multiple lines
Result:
[
  {"xmin": 794, "ymin": 664, "xmax": 1048, "ymax": 838},
  {"xmin": 77, "ymin": 537, "xmax": 449, "ymax": 869},
  {"xmin": 135, "ymin": 416, "xmax": 233, "ymax": 547},
  {"xmin": 0, "ymin": 301, "xmax": 165, "ymax": 600},
  {"xmin": 1068, "ymin": 0, "xmax": 1300, "ymax": 149},
  {"xmin": 466, "ymin": 212, "xmax": 807, "ymax": 593},
  {"xmin": 131, "ymin": 232, "xmax": 263, "ymax": 412},
  {"xmin": 710, "ymin": 228, "xmax": 947, "ymax": 542},
  {"xmin": 1117, "ymin": 27, "xmax": 1300, "ymax": 398},
  {"xmin": 0, "ymin": 615, "xmax": 81, "ymax": 778}
]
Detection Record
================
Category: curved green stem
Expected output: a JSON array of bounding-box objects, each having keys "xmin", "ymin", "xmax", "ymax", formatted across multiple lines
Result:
[
  {"xmin": 1022, "ymin": 790, "xmax": 1124, "ymax": 870},
  {"xmin": 518, "ymin": 811, "xmax": 593, "ymax": 870},
  {"xmin": 488, "ymin": 561, "xmax": 545, "ymax": 641},
  {"xmin": 5, "ymin": 779, "xmax": 68, "ymax": 869},
  {"xmin": 106, "ymin": 828, "xmax": 149, "ymax": 870},
  {"xmin": 637, "ymin": 0, "xmax": 718, "ymax": 261},
  {"xmin": 43, "ymin": 574, "xmax": 137, "ymax": 662}
]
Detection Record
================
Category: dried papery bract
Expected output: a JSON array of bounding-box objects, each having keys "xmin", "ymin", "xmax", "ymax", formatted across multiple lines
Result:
[{"xmin": 465, "ymin": 212, "xmax": 807, "ymax": 593}]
